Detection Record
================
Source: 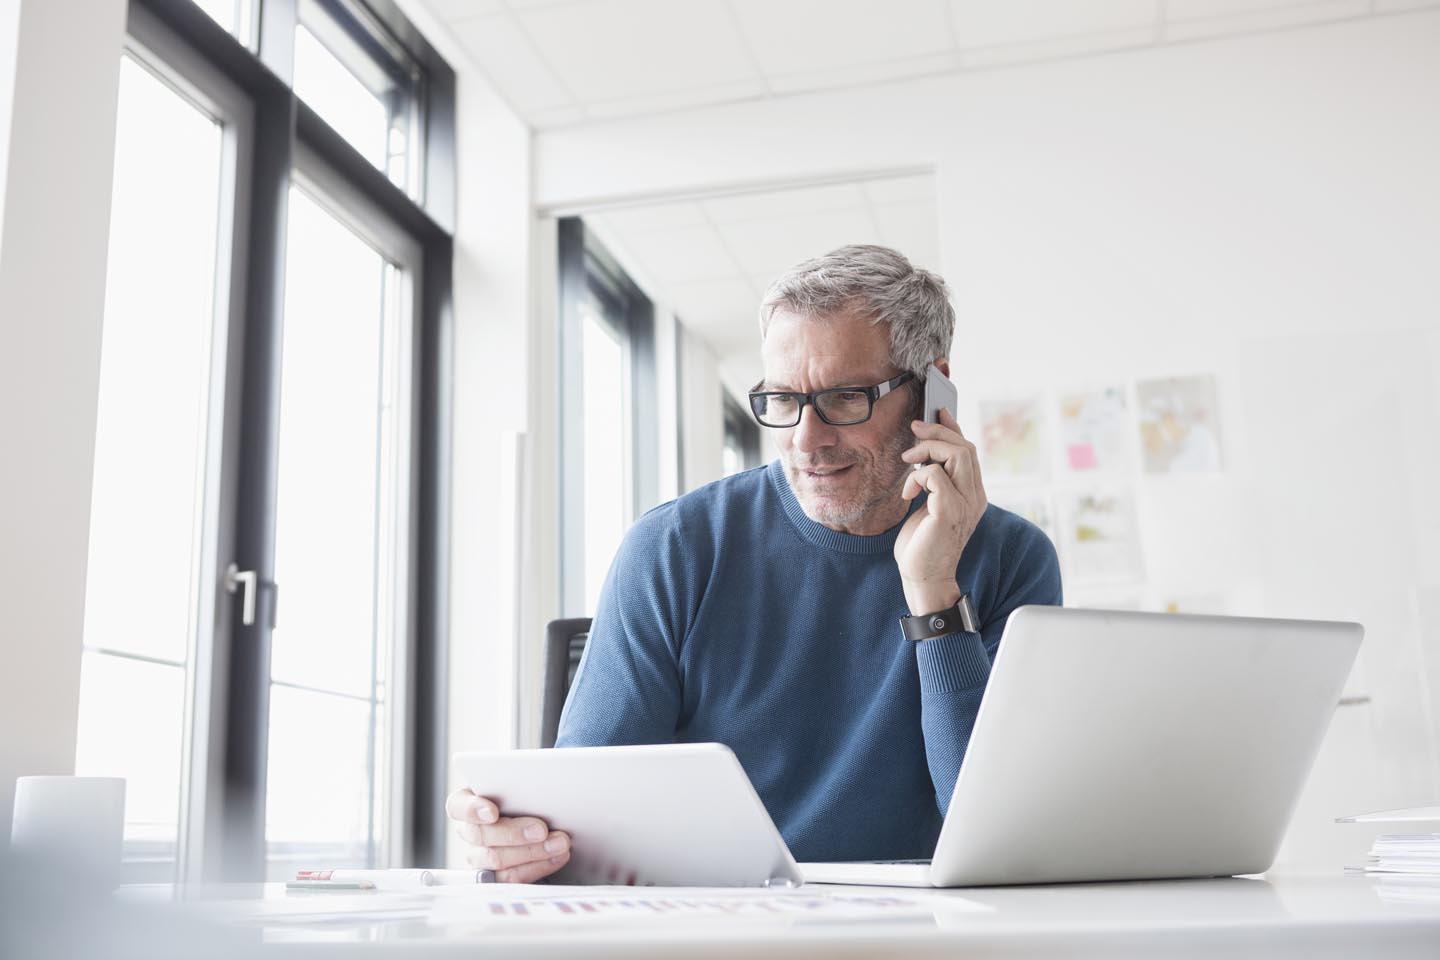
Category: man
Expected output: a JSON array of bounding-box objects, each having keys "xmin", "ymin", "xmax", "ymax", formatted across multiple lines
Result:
[{"xmin": 447, "ymin": 245, "xmax": 1062, "ymax": 882}]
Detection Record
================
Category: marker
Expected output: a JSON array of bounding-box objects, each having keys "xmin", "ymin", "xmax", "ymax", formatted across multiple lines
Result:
[{"xmin": 293, "ymin": 868, "xmax": 500, "ymax": 887}]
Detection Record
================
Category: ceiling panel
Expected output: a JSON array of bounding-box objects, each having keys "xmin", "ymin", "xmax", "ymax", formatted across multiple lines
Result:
[
  {"xmin": 513, "ymin": 0, "xmax": 760, "ymax": 104},
  {"xmin": 581, "ymin": 78, "xmax": 768, "ymax": 121},
  {"xmin": 702, "ymin": 183, "xmax": 868, "ymax": 222},
  {"xmin": 718, "ymin": 208, "xmax": 883, "ymax": 275},
  {"xmin": 448, "ymin": 14, "xmax": 575, "ymax": 111},
  {"xmin": 959, "ymin": 26, "xmax": 1155, "ymax": 67},
  {"xmin": 1163, "ymin": 0, "xmax": 1367, "ymax": 40},
  {"xmin": 729, "ymin": 0, "xmax": 954, "ymax": 76},
  {"xmin": 665, "ymin": 277, "xmax": 762, "ymax": 325},
  {"xmin": 617, "ymin": 224, "xmax": 741, "ymax": 285},
  {"xmin": 421, "ymin": 0, "xmax": 505, "ymax": 20},
  {"xmin": 421, "ymin": 0, "xmax": 1422, "ymax": 129},
  {"xmin": 863, "ymin": 174, "xmax": 935, "ymax": 205},
  {"xmin": 591, "ymin": 201, "xmax": 709, "ymax": 235},
  {"xmin": 765, "ymin": 52, "xmax": 960, "ymax": 95},
  {"xmin": 947, "ymin": 0, "xmax": 1159, "ymax": 49},
  {"xmin": 1165, "ymin": 0, "xmax": 1325, "ymax": 18}
]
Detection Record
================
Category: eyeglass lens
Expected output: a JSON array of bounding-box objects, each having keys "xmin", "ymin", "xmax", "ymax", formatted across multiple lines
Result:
[{"xmin": 754, "ymin": 389, "xmax": 872, "ymax": 427}]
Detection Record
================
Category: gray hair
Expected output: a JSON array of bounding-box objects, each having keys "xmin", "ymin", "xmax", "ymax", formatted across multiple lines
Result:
[{"xmin": 758, "ymin": 244, "xmax": 955, "ymax": 377}]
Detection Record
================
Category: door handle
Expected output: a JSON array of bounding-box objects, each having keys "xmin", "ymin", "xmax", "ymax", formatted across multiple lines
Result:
[{"xmin": 225, "ymin": 563, "xmax": 259, "ymax": 627}]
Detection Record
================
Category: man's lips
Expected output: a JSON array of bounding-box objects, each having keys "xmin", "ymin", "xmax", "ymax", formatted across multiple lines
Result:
[{"xmin": 801, "ymin": 464, "xmax": 855, "ymax": 480}]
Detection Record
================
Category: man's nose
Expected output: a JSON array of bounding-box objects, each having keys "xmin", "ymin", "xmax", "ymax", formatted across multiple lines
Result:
[{"xmin": 792, "ymin": 403, "xmax": 838, "ymax": 453}]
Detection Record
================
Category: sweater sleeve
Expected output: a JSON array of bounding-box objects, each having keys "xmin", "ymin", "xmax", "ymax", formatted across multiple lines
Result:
[
  {"xmin": 914, "ymin": 518, "xmax": 1063, "ymax": 813},
  {"xmin": 553, "ymin": 505, "xmax": 693, "ymax": 748}
]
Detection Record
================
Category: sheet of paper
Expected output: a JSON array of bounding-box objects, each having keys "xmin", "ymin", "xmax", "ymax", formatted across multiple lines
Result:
[
  {"xmin": 1337, "ymin": 806, "xmax": 1440, "ymax": 823},
  {"xmin": 426, "ymin": 883, "xmax": 992, "ymax": 929}
]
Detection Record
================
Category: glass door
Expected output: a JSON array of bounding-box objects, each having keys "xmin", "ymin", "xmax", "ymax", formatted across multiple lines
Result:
[{"xmin": 260, "ymin": 169, "xmax": 421, "ymax": 879}]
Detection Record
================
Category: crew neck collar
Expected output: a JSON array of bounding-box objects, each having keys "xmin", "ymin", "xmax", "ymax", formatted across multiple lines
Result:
[{"xmin": 767, "ymin": 459, "xmax": 923, "ymax": 555}]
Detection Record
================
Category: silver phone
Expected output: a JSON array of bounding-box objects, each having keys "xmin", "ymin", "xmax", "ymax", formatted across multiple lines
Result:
[{"xmin": 923, "ymin": 362, "xmax": 958, "ymax": 424}]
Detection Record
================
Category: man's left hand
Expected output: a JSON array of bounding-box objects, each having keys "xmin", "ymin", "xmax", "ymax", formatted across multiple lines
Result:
[{"xmin": 894, "ymin": 408, "xmax": 988, "ymax": 616}]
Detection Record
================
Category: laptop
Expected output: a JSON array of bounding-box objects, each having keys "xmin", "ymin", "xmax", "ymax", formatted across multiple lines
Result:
[{"xmin": 801, "ymin": 605, "xmax": 1362, "ymax": 887}]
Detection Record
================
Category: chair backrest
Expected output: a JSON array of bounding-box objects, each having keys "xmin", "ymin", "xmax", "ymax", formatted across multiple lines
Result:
[{"xmin": 541, "ymin": 617, "xmax": 592, "ymax": 748}]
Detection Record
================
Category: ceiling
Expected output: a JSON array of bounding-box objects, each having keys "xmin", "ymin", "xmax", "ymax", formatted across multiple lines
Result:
[
  {"xmin": 418, "ymin": 0, "xmax": 1431, "ymax": 130},
  {"xmin": 583, "ymin": 174, "xmax": 939, "ymax": 394}
]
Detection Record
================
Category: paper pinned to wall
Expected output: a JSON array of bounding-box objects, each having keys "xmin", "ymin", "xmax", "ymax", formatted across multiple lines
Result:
[
  {"xmin": 980, "ymin": 396, "xmax": 1047, "ymax": 481},
  {"xmin": 1136, "ymin": 375, "xmax": 1222, "ymax": 474},
  {"xmin": 1060, "ymin": 488, "xmax": 1144, "ymax": 584},
  {"xmin": 1057, "ymin": 386, "xmax": 1129, "ymax": 473}
]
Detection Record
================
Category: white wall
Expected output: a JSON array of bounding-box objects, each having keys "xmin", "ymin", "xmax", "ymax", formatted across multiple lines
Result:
[
  {"xmin": 0, "ymin": 0, "xmax": 126, "ymax": 833},
  {"xmin": 678, "ymin": 321, "xmax": 726, "ymax": 492},
  {"xmin": 393, "ymin": 0, "xmax": 544, "ymax": 865},
  {"xmin": 0, "ymin": 0, "xmax": 20, "ymax": 253},
  {"xmin": 532, "ymin": 13, "xmax": 1440, "ymax": 870}
]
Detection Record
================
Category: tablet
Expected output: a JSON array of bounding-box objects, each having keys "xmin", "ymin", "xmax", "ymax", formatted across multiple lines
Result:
[{"xmin": 453, "ymin": 743, "xmax": 802, "ymax": 887}]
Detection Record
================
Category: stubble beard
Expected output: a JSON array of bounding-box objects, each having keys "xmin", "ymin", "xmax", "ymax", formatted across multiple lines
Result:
[{"xmin": 784, "ymin": 422, "xmax": 915, "ymax": 534}]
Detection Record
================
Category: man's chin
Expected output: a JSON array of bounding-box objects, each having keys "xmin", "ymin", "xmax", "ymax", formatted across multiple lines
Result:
[{"xmin": 794, "ymin": 491, "xmax": 864, "ymax": 529}]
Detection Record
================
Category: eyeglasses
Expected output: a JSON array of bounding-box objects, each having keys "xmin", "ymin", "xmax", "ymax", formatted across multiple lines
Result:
[{"xmin": 748, "ymin": 372, "xmax": 916, "ymax": 428}]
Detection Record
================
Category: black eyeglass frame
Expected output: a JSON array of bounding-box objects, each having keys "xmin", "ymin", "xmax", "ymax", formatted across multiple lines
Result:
[{"xmin": 748, "ymin": 371, "xmax": 917, "ymax": 428}]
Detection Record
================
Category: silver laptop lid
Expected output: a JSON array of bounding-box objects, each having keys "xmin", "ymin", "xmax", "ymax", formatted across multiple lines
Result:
[{"xmin": 932, "ymin": 606, "xmax": 1361, "ymax": 886}]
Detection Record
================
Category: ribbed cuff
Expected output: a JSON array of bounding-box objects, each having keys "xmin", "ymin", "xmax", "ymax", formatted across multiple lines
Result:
[{"xmin": 914, "ymin": 630, "xmax": 991, "ymax": 695}]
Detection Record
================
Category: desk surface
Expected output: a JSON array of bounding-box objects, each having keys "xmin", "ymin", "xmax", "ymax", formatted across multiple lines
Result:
[{"xmin": 96, "ymin": 873, "xmax": 1440, "ymax": 960}]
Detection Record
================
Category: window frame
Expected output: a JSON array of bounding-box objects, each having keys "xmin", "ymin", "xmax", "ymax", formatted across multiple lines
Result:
[
  {"xmin": 557, "ymin": 217, "xmax": 658, "ymax": 618},
  {"xmin": 125, "ymin": 0, "xmax": 455, "ymax": 881}
]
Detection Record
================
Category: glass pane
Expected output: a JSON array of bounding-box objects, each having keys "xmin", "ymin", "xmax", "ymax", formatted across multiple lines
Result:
[
  {"xmin": 293, "ymin": 24, "xmax": 389, "ymax": 175},
  {"xmin": 74, "ymin": 652, "xmax": 186, "ymax": 870},
  {"xmin": 264, "ymin": 685, "xmax": 378, "ymax": 878},
  {"xmin": 581, "ymin": 306, "xmax": 628, "ymax": 614},
  {"xmin": 85, "ymin": 57, "xmax": 223, "ymax": 665},
  {"xmin": 722, "ymin": 437, "xmax": 743, "ymax": 477},
  {"xmin": 190, "ymin": 0, "xmax": 253, "ymax": 46},
  {"xmin": 270, "ymin": 187, "xmax": 386, "ymax": 699}
]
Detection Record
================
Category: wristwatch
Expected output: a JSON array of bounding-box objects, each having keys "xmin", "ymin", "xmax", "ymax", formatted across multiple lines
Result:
[{"xmin": 899, "ymin": 594, "xmax": 979, "ymax": 642}]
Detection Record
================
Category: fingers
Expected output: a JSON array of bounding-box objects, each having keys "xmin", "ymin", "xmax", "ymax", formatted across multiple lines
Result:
[
  {"xmin": 445, "ymin": 788, "xmax": 498, "ymax": 825},
  {"xmin": 908, "ymin": 463, "xmax": 965, "ymax": 521},
  {"xmin": 454, "ymin": 815, "xmax": 554, "ymax": 846},
  {"xmin": 463, "ymin": 832, "xmax": 571, "ymax": 871},
  {"xmin": 911, "ymin": 413, "xmax": 965, "ymax": 446},
  {"xmin": 475, "ymin": 815, "xmax": 552, "ymax": 847},
  {"xmin": 495, "ymin": 850, "xmax": 571, "ymax": 884}
]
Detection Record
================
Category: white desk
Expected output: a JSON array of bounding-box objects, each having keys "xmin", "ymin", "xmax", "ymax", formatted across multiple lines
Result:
[{"xmin": 94, "ymin": 873, "xmax": 1440, "ymax": 959}]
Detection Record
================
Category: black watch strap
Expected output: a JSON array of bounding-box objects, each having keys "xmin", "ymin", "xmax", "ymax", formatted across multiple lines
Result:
[{"xmin": 899, "ymin": 594, "xmax": 979, "ymax": 642}]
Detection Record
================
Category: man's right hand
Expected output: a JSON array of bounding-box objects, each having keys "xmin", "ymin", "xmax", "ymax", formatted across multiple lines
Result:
[{"xmin": 445, "ymin": 786, "xmax": 571, "ymax": 883}]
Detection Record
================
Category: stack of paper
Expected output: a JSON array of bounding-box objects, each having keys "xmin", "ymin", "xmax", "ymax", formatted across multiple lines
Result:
[{"xmin": 1339, "ymin": 805, "xmax": 1440, "ymax": 904}]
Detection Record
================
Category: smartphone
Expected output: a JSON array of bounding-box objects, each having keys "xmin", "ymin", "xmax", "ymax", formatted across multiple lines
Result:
[{"xmin": 923, "ymin": 363, "xmax": 958, "ymax": 425}]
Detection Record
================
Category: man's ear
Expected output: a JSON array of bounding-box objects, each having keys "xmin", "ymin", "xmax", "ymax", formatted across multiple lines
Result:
[{"xmin": 933, "ymin": 358, "xmax": 951, "ymax": 379}]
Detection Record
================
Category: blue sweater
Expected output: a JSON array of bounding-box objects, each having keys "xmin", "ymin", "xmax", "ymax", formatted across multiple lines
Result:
[{"xmin": 556, "ymin": 459, "xmax": 1063, "ymax": 862}]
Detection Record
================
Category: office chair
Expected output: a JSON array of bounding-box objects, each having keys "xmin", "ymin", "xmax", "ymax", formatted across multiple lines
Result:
[{"xmin": 541, "ymin": 617, "xmax": 592, "ymax": 748}]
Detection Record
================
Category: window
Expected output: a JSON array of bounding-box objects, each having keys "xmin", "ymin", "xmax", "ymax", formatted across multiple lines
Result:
[
  {"xmin": 263, "ymin": 175, "xmax": 420, "ymax": 878},
  {"xmin": 722, "ymin": 392, "xmax": 762, "ymax": 477},
  {"xmin": 74, "ymin": 43, "xmax": 242, "ymax": 882},
  {"xmin": 73, "ymin": 0, "xmax": 455, "ymax": 882},
  {"xmin": 293, "ymin": 0, "xmax": 424, "ymax": 194},
  {"xmin": 559, "ymin": 218, "xmax": 658, "ymax": 617},
  {"xmin": 191, "ymin": 0, "xmax": 255, "ymax": 47}
]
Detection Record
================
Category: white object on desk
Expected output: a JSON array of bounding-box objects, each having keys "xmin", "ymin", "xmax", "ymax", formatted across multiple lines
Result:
[
  {"xmin": 10, "ymin": 775, "xmax": 125, "ymax": 887},
  {"xmin": 453, "ymin": 743, "xmax": 802, "ymax": 887}
]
